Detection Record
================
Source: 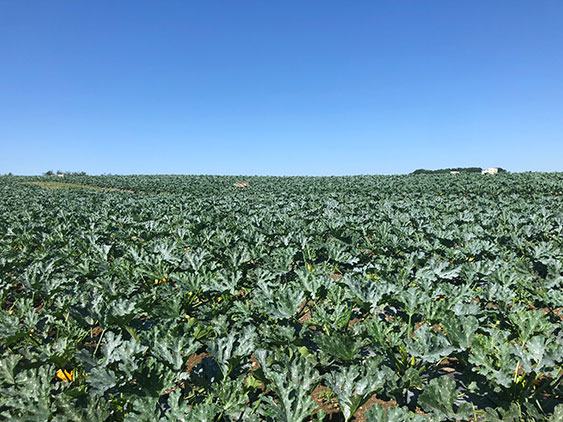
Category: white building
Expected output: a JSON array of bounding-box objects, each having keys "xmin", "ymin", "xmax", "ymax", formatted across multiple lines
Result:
[{"xmin": 481, "ymin": 168, "xmax": 499, "ymax": 175}]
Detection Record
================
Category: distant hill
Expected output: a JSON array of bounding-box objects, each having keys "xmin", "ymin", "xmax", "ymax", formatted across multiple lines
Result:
[{"xmin": 411, "ymin": 167, "xmax": 507, "ymax": 175}]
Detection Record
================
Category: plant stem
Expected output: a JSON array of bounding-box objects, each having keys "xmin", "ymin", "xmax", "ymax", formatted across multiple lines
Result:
[{"xmin": 94, "ymin": 327, "xmax": 107, "ymax": 356}]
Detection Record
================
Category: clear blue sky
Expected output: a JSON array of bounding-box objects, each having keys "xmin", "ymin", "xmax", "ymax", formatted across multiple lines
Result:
[{"xmin": 1, "ymin": 1, "xmax": 562, "ymax": 175}]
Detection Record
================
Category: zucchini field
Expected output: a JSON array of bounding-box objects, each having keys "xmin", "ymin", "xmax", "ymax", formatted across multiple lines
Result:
[{"xmin": 1, "ymin": 174, "xmax": 562, "ymax": 421}]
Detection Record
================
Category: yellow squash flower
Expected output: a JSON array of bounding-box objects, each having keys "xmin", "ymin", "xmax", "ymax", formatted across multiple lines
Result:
[{"xmin": 56, "ymin": 369, "xmax": 74, "ymax": 382}]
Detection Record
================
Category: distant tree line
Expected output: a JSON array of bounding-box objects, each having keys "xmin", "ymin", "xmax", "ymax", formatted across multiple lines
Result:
[
  {"xmin": 43, "ymin": 170, "xmax": 88, "ymax": 176},
  {"xmin": 411, "ymin": 167, "xmax": 507, "ymax": 175}
]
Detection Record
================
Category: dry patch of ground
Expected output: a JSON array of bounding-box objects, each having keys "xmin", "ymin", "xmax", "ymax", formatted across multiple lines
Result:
[{"xmin": 23, "ymin": 181, "xmax": 134, "ymax": 193}]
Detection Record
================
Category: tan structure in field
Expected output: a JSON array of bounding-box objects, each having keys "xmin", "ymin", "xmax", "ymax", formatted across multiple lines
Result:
[{"xmin": 481, "ymin": 168, "xmax": 499, "ymax": 175}]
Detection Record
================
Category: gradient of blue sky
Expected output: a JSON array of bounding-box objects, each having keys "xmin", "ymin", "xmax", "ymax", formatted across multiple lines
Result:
[{"xmin": 1, "ymin": 1, "xmax": 562, "ymax": 175}]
